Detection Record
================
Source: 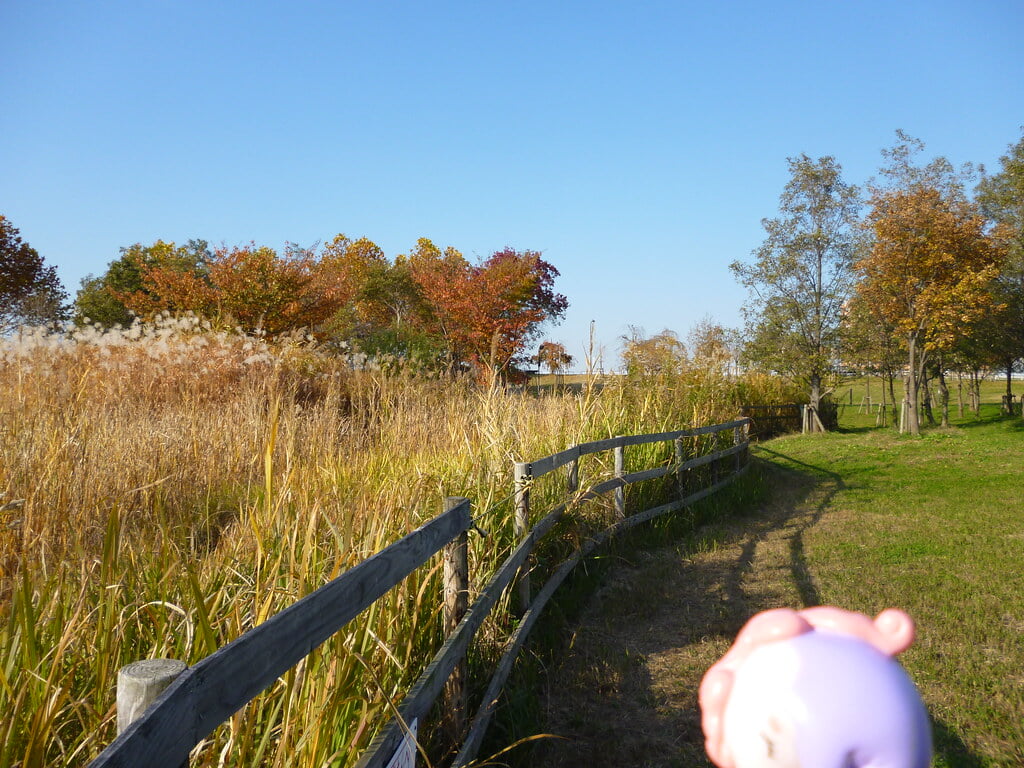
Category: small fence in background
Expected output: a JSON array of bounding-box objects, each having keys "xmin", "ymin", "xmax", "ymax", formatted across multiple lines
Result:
[
  {"xmin": 89, "ymin": 417, "xmax": 753, "ymax": 768},
  {"xmin": 740, "ymin": 403, "xmax": 803, "ymax": 437}
]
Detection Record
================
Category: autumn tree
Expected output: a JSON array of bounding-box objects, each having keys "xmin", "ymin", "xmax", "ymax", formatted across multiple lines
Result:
[
  {"xmin": 114, "ymin": 240, "xmax": 216, "ymax": 319},
  {"xmin": 976, "ymin": 130, "xmax": 1024, "ymax": 411},
  {"xmin": 205, "ymin": 243, "xmax": 340, "ymax": 335},
  {"xmin": 620, "ymin": 327, "xmax": 686, "ymax": 377},
  {"xmin": 75, "ymin": 239, "xmax": 211, "ymax": 327},
  {"xmin": 856, "ymin": 138, "xmax": 1005, "ymax": 435},
  {"xmin": 84, "ymin": 240, "xmax": 347, "ymax": 337},
  {"xmin": 404, "ymin": 239, "xmax": 473, "ymax": 366},
  {"xmin": 315, "ymin": 237, "xmax": 436, "ymax": 361},
  {"xmin": 731, "ymin": 155, "xmax": 861, "ymax": 428},
  {"xmin": 317, "ymin": 234, "xmax": 389, "ymax": 340},
  {"xmin": 0, "ymin": 215, "xmax": 68, "ymax": 332},
  {"xmin": 533, "ymin": 341, "xmax": 573, "ymax": 374},
  {"xmin": 687, "ymin": 317, "xmax": 734, "ymax": 374},
  {"xmin": 409, "ymin": 242, "xmax": 567, "ymax": 377},
  {"xmin": 477, "ymin": 247, "xmax": 567, "ymax": 374}
]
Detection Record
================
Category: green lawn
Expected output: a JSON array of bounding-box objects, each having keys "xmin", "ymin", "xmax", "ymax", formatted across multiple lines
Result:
[
  {"xmin": 754, "ymin": 408, "xmax": 1023, "ymax": 765},
  {"xmin": 831, "ymin": 374, "xmax": 1018, "ymax": 429}
]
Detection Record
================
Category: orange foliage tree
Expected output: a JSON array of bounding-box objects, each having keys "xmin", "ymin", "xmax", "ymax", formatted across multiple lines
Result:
[
  {"xmin": 109, "ymin": 240, "xmax": 215, "ymax": 319},
  {"xmin": 855, "ymin": 186, "xmax": 1004, "ymax": 434},
  {"xmin": 317, "ymin": 234, "xmax": 389, "ymax": 338},
  {"xmin": 117, "ymin": 242, "xmax": 347, "ymax": 336},
  {"xmin": 206, "ymin": 244, "xmax": 339, "ymax": 335},
  {"xmin": 408, "ymin": 241, "xmax": 568, "ymax": 377},
  {"xmin": 86, "ymin": 234, "xmax": 569, "ymax": 373}
]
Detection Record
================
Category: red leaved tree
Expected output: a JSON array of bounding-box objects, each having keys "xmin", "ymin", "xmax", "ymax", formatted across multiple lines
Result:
[{"xmin": 409, "ymin": 242, "xmax": 567, "ymax": 377}]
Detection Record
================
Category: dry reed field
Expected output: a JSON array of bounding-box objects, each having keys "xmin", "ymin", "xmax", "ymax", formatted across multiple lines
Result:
[{"xmin": 0, "ymin": 318, "xmax": 797, "ymax": 768}]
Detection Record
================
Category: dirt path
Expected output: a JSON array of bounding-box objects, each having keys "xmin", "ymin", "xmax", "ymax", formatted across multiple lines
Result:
[{"xmin": 532, "ymin": 460, "xmax": 841, "ymax": 767}]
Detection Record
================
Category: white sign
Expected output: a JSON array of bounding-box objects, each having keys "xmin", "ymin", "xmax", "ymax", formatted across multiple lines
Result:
[{"xmin": 384, "ymin": 718, "xmax": 418, "ymax": 768}]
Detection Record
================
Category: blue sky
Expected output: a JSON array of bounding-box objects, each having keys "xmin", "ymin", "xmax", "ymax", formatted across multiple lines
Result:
[{"xmin": 3, "ymin": 1, "xmax": 1022, "ymax": 369}]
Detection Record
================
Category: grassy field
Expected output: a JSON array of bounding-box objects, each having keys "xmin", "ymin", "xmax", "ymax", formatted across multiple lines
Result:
[
  {"xmin": 761, "ymin": 408, "xmax": 1023, "ymax": 765},
  {"xmin": 533, "ymin": 397, "xmax": 1023, "ymax": 767},
  {"xmin": 831, "ymin": 374, "xmax": 1016, "ymax": 428}
]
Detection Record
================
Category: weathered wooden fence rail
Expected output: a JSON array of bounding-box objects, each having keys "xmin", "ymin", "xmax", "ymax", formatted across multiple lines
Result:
[
  {"xmin": 90, "ymin": 417, "xmax": 752, "ymax": 768},
  {"xmin": 89, "ymin": 502, "xmax": 474, "ymax": 768}
]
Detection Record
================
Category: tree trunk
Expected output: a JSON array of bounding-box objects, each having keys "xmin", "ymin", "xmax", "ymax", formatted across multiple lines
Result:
[
  {"xmin": 1005, "ymin": 358, "xmax": 1014, "ymax": 414},
  {"xmin": 809, "ymin": 373, "xmax": 823, "ymax": 432},
  {"xmin": 956, "ymin": 371, "xmax": 965, "ymax": 418},
  {"xmin": 905, "ymin": 336, "xmax": 920, "ymax": 435},
  {"xmin": 878, "ymin": 375, "xmax": 887, "ymax": 426},
  {"xmin": 922, "ymin": 373, "xmax": 936, "ymax": 427},
  {"xmin": 887, "ymin": 372, "xmax": 899, "ymax": 428},
  {"xmin": 937, "ymin": 367, "xmax": 950, "ymax": 427},
  {"xmin": 972, "ymin": 369, "xmax": 981, "ymax": 416}
]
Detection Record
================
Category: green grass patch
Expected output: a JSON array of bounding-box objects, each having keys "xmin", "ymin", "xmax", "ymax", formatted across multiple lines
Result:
[{"xmin": 754, "ymin": 412, "xmax": 1024, "ymax": 766}]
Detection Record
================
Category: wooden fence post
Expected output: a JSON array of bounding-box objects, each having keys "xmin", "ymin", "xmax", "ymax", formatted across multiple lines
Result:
[
  {"xmin": 674, "ymin": 437, "xmax": 687, "ymax": 500},
  {"xmin": 743, "ymin": 421, "xmax": 751, "ymax": 465},
  {"xmin": 443, "ymin": 496, "xmax": 470, "ymax": 740},
  {"xmin": 117, "ymin": 659, "xmax": 187, "ymax": 735},
  {"xmin": 567, "ymin": 456, "xmax": 579, "ymax": 496},
  {"xmin": 513, "ymin": 463, "xmax": 532, "ymax": 613},
  {"xmin": 613, "ymin": 440, "xmax": 625, "ymax": 519},
  {"xmin": 710, "ymin": 432, "xmax": 720, "ymax": 484},
  {"xmin": 733, "ymin": 423, "xmax": 743, "ymax": 473}
]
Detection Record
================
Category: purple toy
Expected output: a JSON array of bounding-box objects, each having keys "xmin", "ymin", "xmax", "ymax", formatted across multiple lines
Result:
[{"xmin": 699, "ymin": 607, "xmax": 932, "ymax": 768}]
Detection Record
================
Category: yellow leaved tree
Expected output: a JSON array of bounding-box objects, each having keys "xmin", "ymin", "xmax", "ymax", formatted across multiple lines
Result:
[{"xmin": 855, "ymin": 135, "xmax": 1005, "ymax": 434}]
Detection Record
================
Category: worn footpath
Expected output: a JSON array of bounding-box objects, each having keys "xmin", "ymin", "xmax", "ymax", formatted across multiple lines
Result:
[{"xmin": 532, "ymin": 461, "xmax": 836, "ymax": 767}]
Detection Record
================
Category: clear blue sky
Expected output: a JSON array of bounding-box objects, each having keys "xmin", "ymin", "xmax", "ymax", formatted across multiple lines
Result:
[{"xmin": 3, "ymin": 1, "xmax": 1022, "ymax": 370}]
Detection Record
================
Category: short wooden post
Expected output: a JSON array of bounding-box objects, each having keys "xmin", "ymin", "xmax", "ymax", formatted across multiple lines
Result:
[
  {"xmin": 567, "ymin": 456, "xmax": 579, "ymax": 496},
  {"xmin": 711, "ymin": 432, "xmax": 720, "ymax": 484},
  {"xmin": 613, "ymin": 440, "xmax": 625, "ymax": 519},
  {"xmin": 733, "ymin": 423, "xmax": 743, "ymax": 473},
  {"xmin": 674, "ymin": 437, "xmax": 687, "ymax": 499},
  {"xmin": 117, "ymin": 658, "xmax": 187, "ymax": 734},
  {"xmin": 442, "ymin": 496, "xmax": 470, "ymax": 740},
  {"xmin": 513, "ymin": 462, "xmax": 532, "ymax": 613}
]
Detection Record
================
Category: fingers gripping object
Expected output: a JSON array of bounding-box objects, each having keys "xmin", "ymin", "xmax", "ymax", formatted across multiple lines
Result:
[{"xmin": 698, "ymin": 607, "xmax": 932, "ymax": 768}]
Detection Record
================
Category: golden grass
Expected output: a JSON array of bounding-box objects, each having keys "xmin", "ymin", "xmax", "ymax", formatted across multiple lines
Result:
[{"xmin": 0, "ymin": 318, "xmax": 795, "ymax": 767}]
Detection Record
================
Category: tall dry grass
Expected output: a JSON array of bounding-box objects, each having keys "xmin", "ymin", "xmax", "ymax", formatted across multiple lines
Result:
[{"xmin": 0, "ymin": 318, "xmax": 796, "ymax": 767}]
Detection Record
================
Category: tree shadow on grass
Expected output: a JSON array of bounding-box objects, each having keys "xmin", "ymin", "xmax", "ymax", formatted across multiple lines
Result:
[
  {"xmin": 835, "ymin": 422, "xmax": 886, "ymax": 435},
  {"xmin": 519, "ymin": 454, "xmax": 834, "ymax": 766},
  {"xmin": 952, "ymin": 412, "xmax": 1024, "ymax": 432},
  {"xmin": 517, "ymin": 451, "xmax": 989, "ymax": 768},
  {"xmin": 931, "ymin": 718, "xmax": 989, "ymax": 768}
]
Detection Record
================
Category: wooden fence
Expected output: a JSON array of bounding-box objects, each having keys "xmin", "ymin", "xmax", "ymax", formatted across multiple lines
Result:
[
  {"xmin": 740, "ymin": 403, "xmax": 820, "ymax": 436},
  {"xmin": 89, "ymin": 417, "xmax": 752, "ymax": 768}
]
